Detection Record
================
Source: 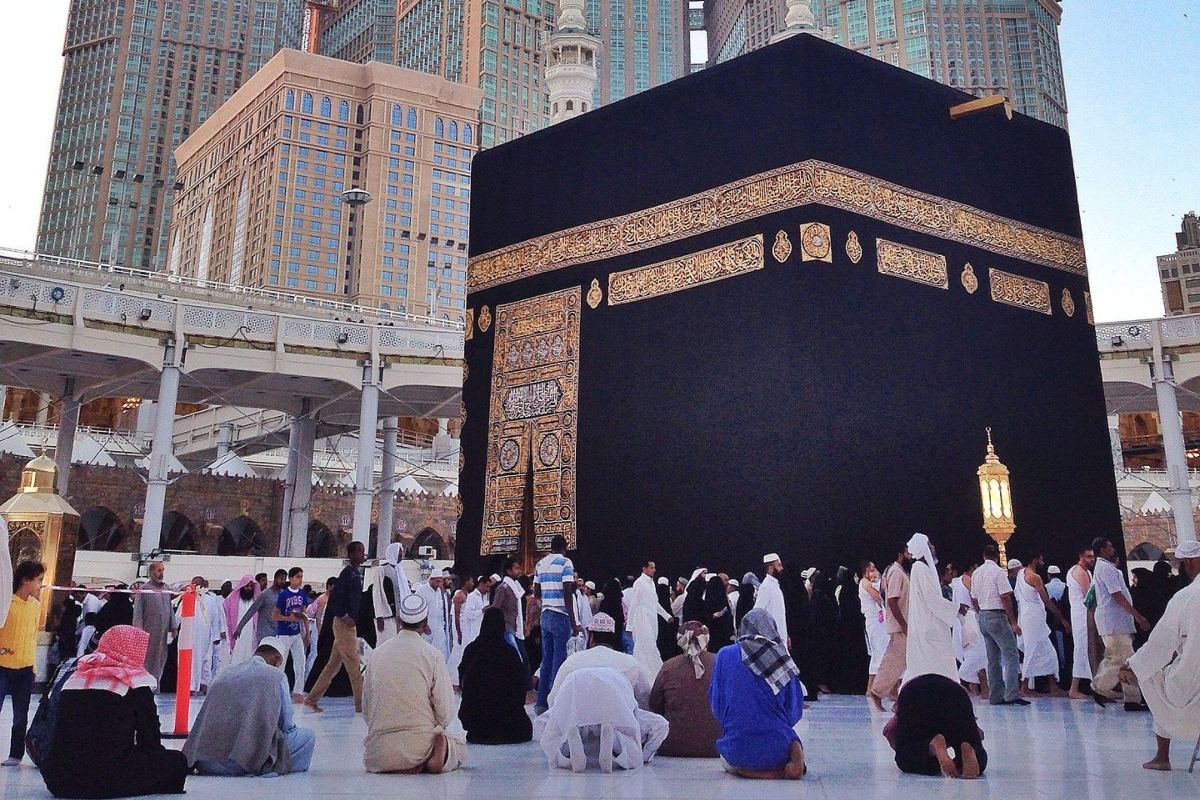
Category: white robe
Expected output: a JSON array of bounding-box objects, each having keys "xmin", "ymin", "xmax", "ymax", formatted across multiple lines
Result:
[
  {"xmin": 1128, "ymin": 579, "xmax": 1200, "ymax": 741},
  {"xmin": 175, "ymin": 592, "xmax": 225, "ymax": 692},
  {"xmin": 1067, "ymin": 567, "xmax": 1092, "ymax": 680},
  {"xmin": 859, "ymin": 579, "xmax": 890, "ymax": 674},
  {"xmin": 199, "ymin": 591, "xmax": 227, "ymax": 688},
  {"xmin": 416, "ymin": 583, "xmax": 451, "ymax": 660},
  {"xmin": 534, "ymin": 666, "xmax": 668, "ymax": 773},
  {"xmin": 625, "ymin": 574, "xmax": 669, "ymax": 684},
  {"xmin": 753, "ymin": 574, "xmax": 788, "ymax": 640},
  {"xmin": 951, "ymin": 576, "xmax": 987, "ymax": 682},
  {"xmin": 903, "ymin": 560, "xmax": 960, "ymax": 683},
  {"xmin": 1016, "ymin": 569, "xmax": 1058, "ymax": 683}
]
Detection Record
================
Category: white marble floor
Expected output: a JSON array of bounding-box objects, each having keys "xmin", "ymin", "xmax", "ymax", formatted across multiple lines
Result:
[{"xmin": 0, "ymin": 693, "xmax": 1197, "ymax": 799}]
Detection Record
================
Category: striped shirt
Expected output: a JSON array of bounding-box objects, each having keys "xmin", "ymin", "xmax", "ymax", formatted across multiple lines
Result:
[{"xmin": 533, "ymin": 553, "xmax": 575, "ymax": 616}]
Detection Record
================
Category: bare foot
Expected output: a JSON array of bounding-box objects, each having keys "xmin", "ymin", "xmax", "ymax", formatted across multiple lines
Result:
[
  {"xmin": 960, "ymin": 743, "xmax": 980, "ymax": 779},
  {"xmin": 931, "ymin": 735, "xmax": 959, "ymax": 778},
  {"xmin": 1142, "ymin": 759, "xmax": 1171, "ymax": 772},
  {"xmin": 783, "ymin": 741, "xmax": 807, "ymax": 780},
  {"xmin": 1068, "ymin": 691, "xmax": 1089, "ymax": 700},
  {"xmin": 303, "ymin": 699, "xmax": 324, "ymax": 713},
  {"xmin": 868, "ymin": 691, "xmax": 886, "ymax": 712}
]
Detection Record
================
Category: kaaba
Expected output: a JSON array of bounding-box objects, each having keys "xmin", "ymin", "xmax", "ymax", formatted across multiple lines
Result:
[{"xmin": 457, "ymin": 33, "xmax": 1122, "ymax": 580}]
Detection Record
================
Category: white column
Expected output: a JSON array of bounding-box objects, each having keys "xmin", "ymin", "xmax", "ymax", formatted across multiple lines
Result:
[
  {"xmin": 377, "ymin": 416, "xmax": 399, "ymax": 556},
  {"xmin": 287, "ymin": 411, "xmax": 316, "ymax": 558},
  {"xmin": 36, "ymin": 392, "xmax": 51, "ymax": 426},
  {"xmin": 140, "ymin": 342, "xmax": 181, "ymax": 554},
  {"xmin": 1152, "ymin": 324, "xmax": 1196, "ymax": 545},
  {"xmin": 54, "ymin": 378, "xmax": 79, "ymax": 497},
  {"xmin": 1107, "ymin": 413, "xmax": 1124, "ymax": 471},
  {"xmin": 278, "ymin": 419, "xmax": 301, "ymax": 554},
  {"xmin": 352, "ymin": 362, "xmax": 379, "ymax": 548},
  {"xmin": 216, "ymin": 423, "xmax": 234, "ymax": 457}
]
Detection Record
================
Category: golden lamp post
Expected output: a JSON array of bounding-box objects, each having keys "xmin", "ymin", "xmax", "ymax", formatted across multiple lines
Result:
[{"xmin": 977, "ymin": 428, "xmax": 1015, "ymax": 565}]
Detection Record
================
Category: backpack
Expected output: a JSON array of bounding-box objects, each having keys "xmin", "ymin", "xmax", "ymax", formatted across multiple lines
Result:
[{"xmin": 25, "ymin": 657, "xmax": 78, "ymax": 769}]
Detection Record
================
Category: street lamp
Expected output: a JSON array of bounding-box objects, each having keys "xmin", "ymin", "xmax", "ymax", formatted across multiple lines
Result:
[
  {"xmin": 977, "ymin": 427, "xmax": 1015, "ymax": 565},
  {"xmin": 339, "ymin": 188, "xmax": 372, "ymax": 298}
]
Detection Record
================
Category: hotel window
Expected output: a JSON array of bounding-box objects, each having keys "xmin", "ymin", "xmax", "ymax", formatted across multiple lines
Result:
[{"xmin": 302, "ymin": 93, "xmax": 313, "ymax": 113}]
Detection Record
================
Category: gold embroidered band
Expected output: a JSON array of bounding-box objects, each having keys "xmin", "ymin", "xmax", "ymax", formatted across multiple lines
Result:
[
  {"xmin": 876, "ymin": 239, "xmax": 949, "ymax": 289},
  {"xmin": 468, "ymin": 160, "xmax": 1087, "ymax": 291},
  {"xmin": 989, "ymin": 268, "xmax": 1052, "ymax": 315},
  {"xmin": 607, "ymin": 235, "xmax": 764, "ymax": 306}
]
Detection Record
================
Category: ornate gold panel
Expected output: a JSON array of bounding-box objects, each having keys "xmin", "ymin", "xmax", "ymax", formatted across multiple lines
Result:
[
  {"xmin": 468, "ymin": 160, "xmax": 1087, "ymax": 291},
  {"xmin": 961, "ymin": 263, "xmax": 979, "ymax": 294},
  {"xmin": 845, "ymin": 231, "xmax": 863, "ymax": 264},
  {"xmin": 800, "ymin": 223, "xmax": 832, "ymax": 262},
  {"xmin": 1084, "ymin": 292, "xmax": 1094, "ymax": 325},
  {"xmin": 772, "ymin": 230, "xmax": 793, "ymax": 263},
  {"xmin": 464, "ymin": 308, "xmax": 475, "ymax": 340},
  {"xmin": 607, "ymin": 236, "xmax": 764, "ymax": 306},
  {"xmin": 482, "ymin": 288, "xmax": 580, "ymax": 556},
  {"xmin": 586, "ymin": 279, "xmax": 603, "ymax": 309},
  {"xmin": 1061, "ymin": 288, "xmax": 1076, "ymax": 317},
  {"xmin": 989, "ymin": 268, "xmax": 1051, "ymax": 315},
  {"xmin": 876, "ymin": 239, "xmax": 949, "ymax": 289},
  {"xmin": 478, "ymin": 305, "xmax": 492, "ymax": 332}
]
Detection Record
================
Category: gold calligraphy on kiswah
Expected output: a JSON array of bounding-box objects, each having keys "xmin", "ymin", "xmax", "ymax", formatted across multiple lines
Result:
[
  {"xmin": 607, "ymin": 236, "xmax": 764, "ymax": 306},
  {"xmin": 989, "ymin": 268, "xmax": 1052, "ymax": 315},
  {"xmin": 468, "ymin": 160, "xmax": 1087, "ymax": 292}
]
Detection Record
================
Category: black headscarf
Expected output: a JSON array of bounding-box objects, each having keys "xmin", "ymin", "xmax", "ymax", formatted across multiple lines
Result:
[
  {"xmin": 682, "ymin": 576, "xmax": 707, "ymax": 623},
  {"xmin": 656, "ymin": 581, "xmax": 678, "ymax": 662},
  {"xmin": 599, "ymin": 578, "xmax": 626, "ymax": 632},
  {"xmin": 704, "ymin": 575, "xmax": 735, "ymax": 653},
  {"xmin": 459, "ymin": 607, "xmax": 532, "ymax": 744}
]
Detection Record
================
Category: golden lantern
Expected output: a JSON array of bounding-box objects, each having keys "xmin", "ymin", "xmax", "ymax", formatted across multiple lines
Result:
[{"xmin": 977, "ymin": 428, "xmax": 1015, "ymax": 566}]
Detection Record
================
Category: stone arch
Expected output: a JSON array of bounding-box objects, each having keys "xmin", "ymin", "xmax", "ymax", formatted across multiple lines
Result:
[
  {"xmin": 411, "ymin": 527, "xmax": 447, "ymax": 560},
  {"xmin": 79, "ymin": 506, "xmax": 127, "ymax": 551},
  {"xmin": 161, "ymin": 511, "xmax": 200, "ymax": 552},
  {"xmin": 217, "ymin": 515, "xmax": 266, "ymax": 556},
  {"xmin": 307, "ymin": 519, "xmax": 338, "ymax": 558},
  {"xmin": 1129, "ymin": 542, "xmax": 1165, "ymax": 562}
]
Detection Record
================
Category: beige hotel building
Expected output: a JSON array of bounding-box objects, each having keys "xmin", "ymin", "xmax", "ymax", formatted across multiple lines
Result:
[{"xmin": 167, "ymin": 49, "xmax": 482, "ymax": 322}]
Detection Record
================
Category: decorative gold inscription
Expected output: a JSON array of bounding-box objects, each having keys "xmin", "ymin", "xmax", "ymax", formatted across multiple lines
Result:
[
  {"xmin": 845, "ymin": 231, "xmax": 863, "ymax": 264},
  {"xmin": 464, "ymin": 308, "xmax": 475, "ymax": 340},
  {"xmin": 468, "ymin": 160, "xmax": 1088, "ymax": 291},
  {"xmin": 586, "ymin": 279, "xmax": 603, "ymax": 309},
  {"xmin": 800, "ymin": 223, "xmax": 832, "ymax": 262},
  {"xmin": 772, "ymin": 230, "xmax": 793, "ymax": 263},
  {"xmin": 608, "ymin": 236, "xmax": 764, "ymax": 306},
  {"xmin": 1085, "ymin": 292, "xmax": 1094, "ymax": 325},
  {"xmin": 876, "ymin": 239, "xmax": 949, "ymax": 289},
  {"xmin": 961, "ymin": 263, "xmax": 979, "ymax": 294},
  {"xmin": 989, "ymin": 268, "xmax": 1051, "ymax": 315},
  {"xmin": 477, "ymin": 305, "xmax": 492, "ymax": 332},
  {"xmin": 1061, "ymin": 288, "xmax": 1076, "ymax": 317},
  {"xmin": 482, "ymin": 288, "xmax": 580, "ymax": 556}
]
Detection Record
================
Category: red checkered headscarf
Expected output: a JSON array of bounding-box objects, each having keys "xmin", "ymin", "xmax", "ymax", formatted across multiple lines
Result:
[{"xmin": 63, "ymin": 624, "xmax": 157, "ymax": 695}]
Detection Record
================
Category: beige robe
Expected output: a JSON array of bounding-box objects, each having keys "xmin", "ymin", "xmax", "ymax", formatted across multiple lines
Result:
[
  {"xmin": 1128, "ymin": 580, "xmax": 1200, "ymax": 741},
  {"xmin": 362, "ymin": 629, "xmax": 466, "ymax": 773}
]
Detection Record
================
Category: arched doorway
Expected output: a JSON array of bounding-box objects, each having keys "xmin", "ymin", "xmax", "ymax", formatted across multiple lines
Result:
[
  {"xmin": 307, "ymin": 520, "xmax": 338, "ymax": 558},
  {"xmin": 79, "ymin": 507, "xmax": 127, "ymax": 551},
  {"xmin": 217, "ymin": 515, "xmax": 267, "ymax": 556},
  {"xmin": 160, "ymin": 511, "xmax": 200, "ymax": 552},
  {"xmin": 411, "ymin": 527, "xmax": 447, "ymax": 560}
]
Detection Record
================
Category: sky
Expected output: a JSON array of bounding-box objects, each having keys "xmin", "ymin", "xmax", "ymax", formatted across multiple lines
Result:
[{"xmin": 0, "ymin": 1, "xmax": 1196, "ymax": 324}]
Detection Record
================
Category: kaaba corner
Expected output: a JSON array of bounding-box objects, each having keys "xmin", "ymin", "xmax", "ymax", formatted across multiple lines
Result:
[{"xmin": 456, "ymin": 32, "xmax": 1123, "ymax": 580}]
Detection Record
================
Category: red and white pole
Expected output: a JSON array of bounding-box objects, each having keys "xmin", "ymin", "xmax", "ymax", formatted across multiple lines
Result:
[{"xmin": 173, "ymin": 585, "xmax": 196, "ymax": 736}]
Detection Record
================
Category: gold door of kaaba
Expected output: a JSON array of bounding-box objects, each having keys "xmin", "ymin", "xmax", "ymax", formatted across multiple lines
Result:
[{"xmin": 482, "ymin": 287, "xmax": 580, "ymax": 557}]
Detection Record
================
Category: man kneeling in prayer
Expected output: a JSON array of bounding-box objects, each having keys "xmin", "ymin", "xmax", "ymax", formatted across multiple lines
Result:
[
  {"xmin": 535, "ymin": 666, "xmax": 669, "ymax": 773},
  {"xmin": 548, "ymin": 612, "xmax": 650, "ymax": 708},
  {"xmin": 882, "ymin": 674, "xmax": 985, "ymax": 779},
  {"xmin": 362, "ymin": 593, "xmax": 467, "ymax": 774},
  {"xmin": 183, "ymin": 637, "xmax": 315, "ymax": 776},
  {"xmin": 1124, "ymin": 539, "xmax": 1200, "ymax": 772}
]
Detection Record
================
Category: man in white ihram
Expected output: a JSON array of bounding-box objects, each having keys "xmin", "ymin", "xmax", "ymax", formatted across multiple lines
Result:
[
  {"xmin": 1124, "ymin": 539, "xmax": 1200, "ymax": 772},
  {"xmin": 625, "ymin": 560, "xmax": 673, "ymax": 683}
]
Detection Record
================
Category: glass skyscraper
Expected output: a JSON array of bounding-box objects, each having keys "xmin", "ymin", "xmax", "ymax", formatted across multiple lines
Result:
[{"xmin": 705, "ymin": 0, "xmax": 1068, "ymax": 128}]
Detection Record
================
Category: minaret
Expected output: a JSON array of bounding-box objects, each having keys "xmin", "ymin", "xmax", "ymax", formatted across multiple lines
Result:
[
  {"xmin": 771, "ymin": 0, "xmax": 827, "ymax": 43},
  {"xmin": 544, "ymin": 0, "xmax": 600, "ymax": 124}
]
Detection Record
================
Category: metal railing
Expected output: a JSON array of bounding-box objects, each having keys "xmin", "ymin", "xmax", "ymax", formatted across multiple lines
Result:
[{"xmin": 0, "ymin": 245, "xmax": 463, "ymax": 331}]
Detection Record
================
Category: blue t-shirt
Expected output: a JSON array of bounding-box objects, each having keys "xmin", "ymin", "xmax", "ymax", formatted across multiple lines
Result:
[{"xmin": 275, "ymin": 587, "xmax": 310, "ymax": 636}]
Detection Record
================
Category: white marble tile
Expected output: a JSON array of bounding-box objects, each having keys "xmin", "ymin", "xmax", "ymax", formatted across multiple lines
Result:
[{"xmin": 1, "ymin": 693, "xmax": 1197, "ymax": 799}]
